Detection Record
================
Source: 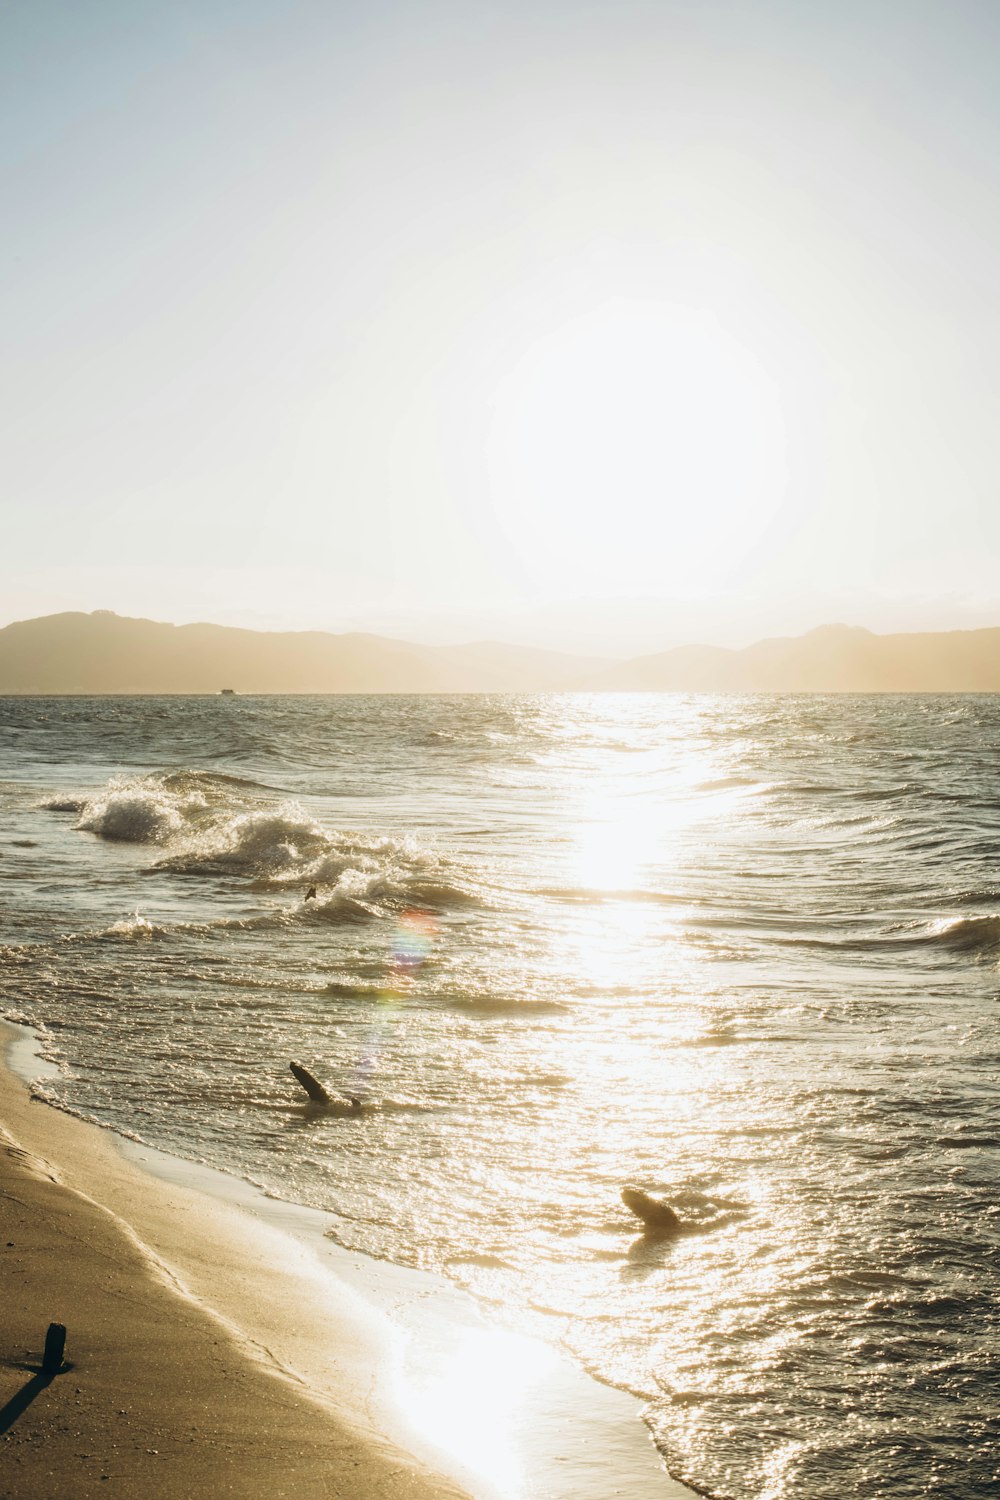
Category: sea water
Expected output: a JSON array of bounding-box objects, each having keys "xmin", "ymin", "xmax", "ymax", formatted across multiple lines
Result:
[{"xmin": 1, "ymin": 693, "xmax": 997, "ymax": 1499}]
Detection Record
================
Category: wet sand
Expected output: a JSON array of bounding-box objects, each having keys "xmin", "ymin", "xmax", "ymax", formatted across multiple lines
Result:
[{"xmin": 1, "ymin": 1024, "xmax": 694, "ymax": 1499}]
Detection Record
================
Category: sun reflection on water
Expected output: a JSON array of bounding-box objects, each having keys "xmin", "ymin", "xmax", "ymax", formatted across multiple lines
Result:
[
  {"xmin": 391, "ymin": 1323, "xmax": 560, "ymax": 1498},
  {"xmin": 545, "ymin": 698, "xmax": 760, "ymax": 999}
]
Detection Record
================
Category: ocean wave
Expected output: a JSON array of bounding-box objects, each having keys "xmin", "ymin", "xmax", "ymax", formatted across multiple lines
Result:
[
  {"xmin": 676, "ymin": 1028, "xmax": 742, "ymax": 1047},
  {"xmin": 322, "ymin": 975, "xmax": 564, "ymax": 1013},
  {"xmin": 406, "ymin": 877, "xmax": 482, "ymax": 908},
  {"xmin": 71, "ymin": 770, "xmax": 284, "ymax": 848},
  {"xmin": 765, "ymin": 914, "xmax": 1000, "ymax": 957},
  {"xmin": 920, "ymin": 915, "xmax": 1000, "ymax": 952},
  {"xmin": 322, "ymin": 978, "xmax": 388, "ymax": 999},
  {"xmin": 945, "ymin": 887, "xmax": 1000, "ymax": 908},
  {"xmin": 535, "ymin": 885, "xmax": 694, "ymax": 906},
  {"xmin": 282, "ymin": 878, "xmax": 389, "ymax": 924},
  {"xmin": 38, "ymin": 796, "xmax": 86, "ymax": 813},
  {"xmin": 159, "ymin": 769, "xmax": 278, "ymax": 793},
  {"xmin": 79, "ymin": 786, "xmax": 193, "ymax": 843},
  {"xmin": 443, "ymin": 990, "xmax": 569, "ymax": 1015},
  {"xmin": 156, "ymin": 807, "xmax": 329, "ymax": 874},
  {"xmin": 100, "ymin": 915, "xmax": 170, "ymax": 941},
  {"xmin": 66, "ymin": 769, "xmax": 475, "ymax": 918}
]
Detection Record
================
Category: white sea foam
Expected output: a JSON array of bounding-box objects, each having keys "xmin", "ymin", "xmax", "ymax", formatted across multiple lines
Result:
[
  {"xmin": 102, "ymin": 914, "xmax": 167, "ymax": 941},
  {"xmin": 163, "ymin": 807, "xmax": 328, "ymax": 875},
  {"xmin": 66, "ymin": 770, "xmax": 471, "ymax": 915},
  {"xmin": 77, "ymin": 778, "xmax": 200, "ymax": 843}
]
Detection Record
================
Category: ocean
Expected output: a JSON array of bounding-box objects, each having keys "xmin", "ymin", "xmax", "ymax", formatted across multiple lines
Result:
[{"xmin": 1, "ymin": 692, "xmax": 997, "ymax": 1499}]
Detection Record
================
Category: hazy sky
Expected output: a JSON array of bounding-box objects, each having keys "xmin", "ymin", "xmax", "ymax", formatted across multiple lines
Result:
[{"xmin": 4, "ymin": 0, "xmax": 1000, "ymax": 652}]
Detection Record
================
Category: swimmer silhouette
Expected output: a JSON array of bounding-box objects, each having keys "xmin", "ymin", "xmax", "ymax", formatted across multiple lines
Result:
[{"xmin": 305, "ymin": 886, "xmax": 317, "ymax": 902}]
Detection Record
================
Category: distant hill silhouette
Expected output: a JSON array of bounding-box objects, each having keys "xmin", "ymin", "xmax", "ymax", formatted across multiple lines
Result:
[
  {"xmin": 0, "ymin": 611, "xmax": 602, "ymax": 693},
  {"xmin": 583, "ymin": 623, "xmax": 1000, "ymax": 692},
  {"xmin": 1, "ymin": 612, "xmax": 1000, "ymax": 693}
]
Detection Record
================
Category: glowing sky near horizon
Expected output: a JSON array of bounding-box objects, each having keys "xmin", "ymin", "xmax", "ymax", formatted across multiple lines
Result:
[{"xmin": 4, "ymin": 0, "xmax": 1000, "ymax": 651}]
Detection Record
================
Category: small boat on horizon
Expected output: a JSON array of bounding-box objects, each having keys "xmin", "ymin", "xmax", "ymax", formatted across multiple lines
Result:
[{"xmin": 220, "ymin": 687, "xmax": 236, "ymax": 695}]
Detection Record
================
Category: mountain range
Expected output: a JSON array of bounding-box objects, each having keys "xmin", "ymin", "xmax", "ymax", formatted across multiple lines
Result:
[{"xmin": 2, "ymin": 611, "xmax": 1000, "ymax": 693}]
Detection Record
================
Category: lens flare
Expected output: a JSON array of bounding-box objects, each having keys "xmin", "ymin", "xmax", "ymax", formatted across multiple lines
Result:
[{"xmin": 350, "ymin": 907, "xmax": 438, "ymax": 1097}]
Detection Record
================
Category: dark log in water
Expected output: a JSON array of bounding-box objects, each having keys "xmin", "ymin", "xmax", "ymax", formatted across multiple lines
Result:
[
  {"xmin": 289, "ymin": 1061, "xmax": 332, "ymax": 1106},
  {"xmin": 621, "ymin": 1186, "xmax": 682, "ymax": 1234}
]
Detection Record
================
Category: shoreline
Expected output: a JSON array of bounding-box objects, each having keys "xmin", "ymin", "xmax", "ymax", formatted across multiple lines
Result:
[{"xmin": 2, "ymin": 1022, "xmax": 696, "ymax": 1499}]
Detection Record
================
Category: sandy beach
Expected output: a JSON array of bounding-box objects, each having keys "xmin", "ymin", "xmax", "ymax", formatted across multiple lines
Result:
[{"xmin": 1, "ymin": 1025, "xmax": 690, "ymax": 1500}]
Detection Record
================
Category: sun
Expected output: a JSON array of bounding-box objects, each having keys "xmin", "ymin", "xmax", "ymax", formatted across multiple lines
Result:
[{"xmin": 485, "ymin": 298, "xmax": 787, "ymax": 597}]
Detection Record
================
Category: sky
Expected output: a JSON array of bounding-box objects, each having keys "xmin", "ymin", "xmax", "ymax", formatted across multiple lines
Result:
[{"xmin": 4, "ymin": 0, "xmax": 1000, "ymax": 655}]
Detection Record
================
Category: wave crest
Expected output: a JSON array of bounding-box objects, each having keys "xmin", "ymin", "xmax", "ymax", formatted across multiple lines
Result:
[
  {"xmin": 39, "ymin": 795, "xmax": 86, "ymax": 813},
  {"xmin": 67, "ymin": 769, "xmax": 471, "ymax": 915},
  {"xmin": 924, "ymin": 915, "xmax": 1000, "ymax": 952},
  {"xmin": 159, "ymin": 807, "xmax": 328, "ymax": 875},
  {"xmin": 78, "ymin": 785, "xmax": 193, "ymax": 843}
]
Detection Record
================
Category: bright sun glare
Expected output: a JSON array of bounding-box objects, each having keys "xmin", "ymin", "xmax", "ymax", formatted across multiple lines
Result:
[{"xmin": 486, "ymin": 300, "xmax": 787, "ymax": 597}]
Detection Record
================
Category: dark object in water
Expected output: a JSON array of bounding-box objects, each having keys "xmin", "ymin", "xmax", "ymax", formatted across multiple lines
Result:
[
  {"xmin": 621, "ymin": 1186, "xmax": 682, "ymax": 1234},
  {"xmin": 289, "ymin": 1062, "xmax": 364, "ymax": 1114},
  {"xmin": 220, "ymin": 688, "xmax": 236, "ymax": 696},
  {"xmin": 305, "ymin": 885, "xmax": 317, "ymax": 902},
  {"xmin": 42, "ymin": 1322, "xmax": 66, "ymax": 1375},
  {"xmin": 290, "ymin": 1061, "xmax": 332, "ymax": 1105}
]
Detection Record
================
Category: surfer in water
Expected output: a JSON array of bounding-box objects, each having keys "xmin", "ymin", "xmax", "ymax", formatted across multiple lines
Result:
[{"xmin": 305, "ymin": 885, "xmax": 317, "ymax": 902}]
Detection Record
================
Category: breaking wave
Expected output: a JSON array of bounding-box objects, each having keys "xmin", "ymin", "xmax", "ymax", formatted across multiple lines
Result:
[
  {"xmin": 79, "ymin": 786, "xmax": 192, "ymax": 843},
  {"xmin": 65, "ymin": 770, "xmax": 472, "ymax": 915},
  {"xmin": 920, "ymin": 914, "xmax": 1000, "ymax": 952},
  {"xmin": 100, "ymin": 915, "xmax": 170, "ymax": 941}
]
